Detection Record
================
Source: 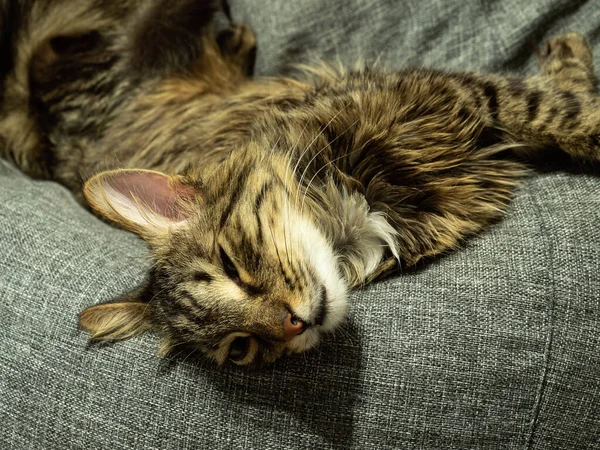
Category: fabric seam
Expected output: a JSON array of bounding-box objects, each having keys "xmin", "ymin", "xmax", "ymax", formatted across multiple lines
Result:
[{"xmin": 524, "ymin": 183, "xmax": 557, "ymax": 450}]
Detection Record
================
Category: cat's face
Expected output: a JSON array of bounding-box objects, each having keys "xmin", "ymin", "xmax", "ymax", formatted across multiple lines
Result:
[{"xmin": 79, "ymin": 153, "xmax": 348, "ymax": 365}]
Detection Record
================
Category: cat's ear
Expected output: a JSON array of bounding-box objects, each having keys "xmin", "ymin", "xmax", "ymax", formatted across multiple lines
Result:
[
  {"xmin": 79, "ymin": 302, "xmax": 152, "ymax": 341},
  {"xmin": 83, "ymin": 169, "xmax": 199, "ymax": 239}
]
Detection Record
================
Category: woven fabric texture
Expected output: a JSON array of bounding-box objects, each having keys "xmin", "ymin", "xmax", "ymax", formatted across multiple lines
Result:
[{"xmin": 1, "ymin": 0, "xmax": 599, "ymax": 448}]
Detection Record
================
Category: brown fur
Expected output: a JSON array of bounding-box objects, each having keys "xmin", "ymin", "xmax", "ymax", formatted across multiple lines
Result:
[{"xmin": 0, "ymin": 1, "xmax": 598, "ymax": 365}]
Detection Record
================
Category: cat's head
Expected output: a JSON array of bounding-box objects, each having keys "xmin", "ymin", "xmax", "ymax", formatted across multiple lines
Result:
[{"xmin": 79, "ymin": 153, "xmax": 348, "ymax": 365}]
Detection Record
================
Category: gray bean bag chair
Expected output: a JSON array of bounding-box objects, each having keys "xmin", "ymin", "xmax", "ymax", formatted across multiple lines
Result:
[{"xmin": 1, "ymin": 0, "xmax": 599, "ymax": 448}]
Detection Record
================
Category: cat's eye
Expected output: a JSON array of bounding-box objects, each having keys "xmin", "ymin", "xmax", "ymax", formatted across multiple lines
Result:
[
  {"xmin": 219, "ymin": 245, "xmax": 240, "ymax": 281},
  {"xmin": 228, "ymin": 336, "xmax": 250, "ymax": 362}
]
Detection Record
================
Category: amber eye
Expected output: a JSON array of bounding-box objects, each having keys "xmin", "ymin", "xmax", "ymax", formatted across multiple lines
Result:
[
  {"xmin": 228, "ymin": 336, "xmax": 250, "ymax": 362},
  {"xmin": 219, "ymin": 245, "xmax": 240, "ymax": 282}
]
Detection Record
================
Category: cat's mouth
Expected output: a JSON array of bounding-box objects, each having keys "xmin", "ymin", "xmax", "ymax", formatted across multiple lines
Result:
[
  {"xmin": 302, "ymin": 286, "xmax": 338, "ymax": 331},
  {"xmin": 312, "ymin": 287, "xmax": 328, "ymax": 326},
  {"xmin": 285, "ymin": 284, "xmax": 348, "ymax": 355}
]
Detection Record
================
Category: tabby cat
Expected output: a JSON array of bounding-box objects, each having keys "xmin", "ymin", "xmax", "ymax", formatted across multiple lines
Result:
[{"xmin": 1, "ymin": 0, "xmax": 598, "ymax": 365}]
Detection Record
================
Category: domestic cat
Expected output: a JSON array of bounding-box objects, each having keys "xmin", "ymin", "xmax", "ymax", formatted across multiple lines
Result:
[{"xmin": 1, "ymin": 0, "xmax": 598, "ymax": 365}]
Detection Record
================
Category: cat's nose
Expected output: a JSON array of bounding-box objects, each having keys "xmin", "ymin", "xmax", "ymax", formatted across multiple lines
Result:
[{"xmin": 283, "ymin": 313, "xmax": 306, "ymax": 341}]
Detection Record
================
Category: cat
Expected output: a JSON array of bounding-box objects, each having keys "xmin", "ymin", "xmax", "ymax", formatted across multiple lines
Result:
[{"xmin": 1, "ymin": 0, "xmax": 598, "ymax": 365}]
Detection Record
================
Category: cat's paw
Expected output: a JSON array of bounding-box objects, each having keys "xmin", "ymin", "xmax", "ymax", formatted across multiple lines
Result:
[
  {"xmin": 217, "ymin": 24, "xmax": 257, "ymax": 76},
  {"xmin": 538, "ymin": 32, "xmax": 593, "ymax": 68},
  {"xmin": 538, "ymin": 32, "xmax": 596, "ymax": 93}
]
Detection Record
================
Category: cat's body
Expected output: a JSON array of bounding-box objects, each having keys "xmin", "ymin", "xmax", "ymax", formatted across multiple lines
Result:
[{"xmin": 1, "ymin": 0, "xmax": 599, "ymax": 365}]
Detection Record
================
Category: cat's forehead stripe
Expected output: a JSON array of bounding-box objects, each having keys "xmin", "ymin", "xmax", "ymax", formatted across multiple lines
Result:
[
  {"xmin": 219, "ymin": 164, "xmax": 253, "ymax": 230},
  {"xmin": 254, "ymin": 180, "xmax": 274, "ymax": 213}
]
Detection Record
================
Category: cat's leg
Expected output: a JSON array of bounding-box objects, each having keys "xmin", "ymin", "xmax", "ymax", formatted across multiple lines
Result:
[
  {"xmin": 127, "ymin": 0, "xmax": 220, "ymax": 77},
  {"xmin": 475, "ymin": 75, "xmax": 600, "ymax": 162},
  {"xmin": 450, "ymin": 34, "xmax": 600, "ymax": 162},
  {"xmin": 530, "ymin": 32, "xmax": 600, "ymax": 160}
]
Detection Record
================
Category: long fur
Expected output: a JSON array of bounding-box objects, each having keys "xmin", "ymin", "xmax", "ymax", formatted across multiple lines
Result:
[{"xmin": 1, "ymin": 1, "xmax": 598, "ymax": 365}]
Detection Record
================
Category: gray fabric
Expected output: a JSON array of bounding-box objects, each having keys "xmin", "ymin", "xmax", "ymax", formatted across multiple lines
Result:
[{"xmin": 1, "ymin": 0, "xmax": 600, "ymax": 448}]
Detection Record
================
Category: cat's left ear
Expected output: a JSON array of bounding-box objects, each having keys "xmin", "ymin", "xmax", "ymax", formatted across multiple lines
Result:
[{"xmin": 83, "ymin": 169, "xmax": 199, "ymax": 239}]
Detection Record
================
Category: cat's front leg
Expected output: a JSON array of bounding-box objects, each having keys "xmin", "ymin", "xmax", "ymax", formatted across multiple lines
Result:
[
  {"xmin": 537, "ymin": 32, "xmax": 596, "ymax": 94},
  {"xmin": 454, "ymin": 32, "xmax": 600, "ymax": 162},
  {"xmin": 534, "ymin": 32, "xmax": 600, "ymax": 161}
]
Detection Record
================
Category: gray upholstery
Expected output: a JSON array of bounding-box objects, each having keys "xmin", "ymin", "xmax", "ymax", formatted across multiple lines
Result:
[{"xmin": 1, "ymin": 0, "xmax": 599, "ymax": 448}]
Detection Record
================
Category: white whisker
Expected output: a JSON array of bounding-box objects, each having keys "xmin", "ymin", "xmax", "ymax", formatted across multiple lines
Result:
[
  {"xmin": 299, "ymin": 118, "xmax": 360, "ymax": 217},
  {"xmin": 293, "ymin": 102, "xmax": 351, "ymax": 212}
]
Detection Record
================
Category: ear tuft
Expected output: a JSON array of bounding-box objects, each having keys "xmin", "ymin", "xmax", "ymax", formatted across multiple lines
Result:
[
  {"xmin": 79, "ymin": 302, "xmax": 152, "ymax": 341},
  {"xmin": 156, "ymin": 337, "xmax": 175, "ymax": 358},
  {"xmin": 83, "ymin": 169, "xmax": 199, "ymax": 237}
]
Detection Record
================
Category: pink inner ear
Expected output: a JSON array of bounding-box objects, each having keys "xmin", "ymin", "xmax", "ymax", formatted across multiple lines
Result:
[{"xmin": 107, "ymin": 171, "xmax": 196, "ymax": 221}]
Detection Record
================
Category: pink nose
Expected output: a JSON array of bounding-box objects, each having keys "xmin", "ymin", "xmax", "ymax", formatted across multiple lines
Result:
[{"xmin": 283, "ymin": 313, "xmax": 306, "ymax": 341}]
